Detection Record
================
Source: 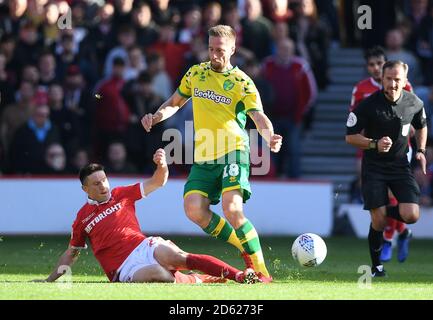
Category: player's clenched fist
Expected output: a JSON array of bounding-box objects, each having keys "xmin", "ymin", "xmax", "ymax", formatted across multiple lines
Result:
[
  {"xmin": 141, "ymin": 113, "xmax": 154, "ymax": 132},
  {"xmin": 153, "ymin": 148, "xmax": 167, "ymax": 167},
  {"xmin": 269, "ymin": 134, "xmax": 283, "ymax": 153},
  {"xmin": 378, "ymin": 136, "xmax": 393, "ymax": 153}
]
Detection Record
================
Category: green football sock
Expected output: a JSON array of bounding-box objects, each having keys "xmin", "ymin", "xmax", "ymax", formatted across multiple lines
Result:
[
  {"xmin": 202, "ymin": 212, "xmax": 244, "ymax": 252},
  {"xmin": 235, "ymin": 220, "xmax": 270, "ymax": 277}
]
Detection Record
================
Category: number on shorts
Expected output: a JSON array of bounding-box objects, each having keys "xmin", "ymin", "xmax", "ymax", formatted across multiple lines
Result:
[{"xmin": 223, "ymin": 164, "xmax": 239, "ymax": 178}]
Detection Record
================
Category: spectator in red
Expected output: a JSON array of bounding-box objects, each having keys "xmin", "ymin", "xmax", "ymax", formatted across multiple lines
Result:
[
  {"xmin": 94, "ymin": 57, "xmax": 131, "ymax": 159},
  {"xmin": 262, "ymin": 38, "xmax": 317, "ymax": 178},
  {"xmin": 148, "ymin": 22, "xmax": 189, "ymax": 84},
  {"xmin": 148, "ymin": 21, "xmax": 189, "ymax": 87}
]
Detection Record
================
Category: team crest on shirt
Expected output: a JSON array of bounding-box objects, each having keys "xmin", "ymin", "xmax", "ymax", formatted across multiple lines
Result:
[
  {"xmin": 346, "ymin": 112, "xmax": 357, "ymax": 127},
  {"xmin": 223, "ymin": 79, "xmax": 235, "ymax": 91}
]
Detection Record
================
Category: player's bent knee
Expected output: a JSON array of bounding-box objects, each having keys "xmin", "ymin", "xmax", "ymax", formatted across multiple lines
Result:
[
  {"xmin": 184, "ymin": 203, "xmax": 208, "ymax": 227},
  {"xmin": 184, "ymin": 209, "xmax": 208, "ymax": 226},
  {"xmin": 403, "ymin": 212, "xmax": 419, "ymax": 224},
  {"xmin": 154, "ymin": 243, "xmax": 187, "ymax": 270},
  {"xmin": 184, "ymin": 198, "xmax": 202, "ymax": 215},
  {"xmin": 222, "ymin": 208, "xmax": 243, "ymax": 224}
]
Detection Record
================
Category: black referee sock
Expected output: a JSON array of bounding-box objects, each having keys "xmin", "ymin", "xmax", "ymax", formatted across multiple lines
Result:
[
  {"xmin": 368, "ymin": 224, "xmax": 383, "ymax": 267},
  {"xmin": 386, "ymin": 206, "xmax": 405, "ymax": 223}
]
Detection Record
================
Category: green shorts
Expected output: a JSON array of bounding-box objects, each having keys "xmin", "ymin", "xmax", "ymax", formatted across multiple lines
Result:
[{"xmin": 183, "ymin": 151, "xmax": 251, "ymax": 205}]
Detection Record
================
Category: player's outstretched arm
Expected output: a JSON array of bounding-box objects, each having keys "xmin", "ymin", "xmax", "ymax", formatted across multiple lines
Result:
[
  {"xmin": 32, "ymin": 246, "xmax": 80, "ymax": 282},
  {"xmin": 141, "ymin": 91, "xmax": 189, "ymax": 132},
  {"xmin": 142, "ymin": 148, "xmax": 169, "ymax": 196},
  {"xmin": 248, "ymin": 110, "xmax": 282, "ymax": 153}
]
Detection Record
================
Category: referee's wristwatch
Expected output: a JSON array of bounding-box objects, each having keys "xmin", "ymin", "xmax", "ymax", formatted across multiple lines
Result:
[
  {"xmin": 417, "ymin": 148, "xmax": 426, "ymax": 155},
  {"xmin": 369, "ymin": 139, "xmax": 378, "ymax": 150}
]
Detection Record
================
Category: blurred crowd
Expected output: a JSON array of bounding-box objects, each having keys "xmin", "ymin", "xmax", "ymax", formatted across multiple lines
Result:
[
  {"xmin": 3, "ymin": 0, "xmax": 433, "ymax": 183},
  {"xmin": 0, "ymin": 0, "xmax": 329, "ymax": 177}
]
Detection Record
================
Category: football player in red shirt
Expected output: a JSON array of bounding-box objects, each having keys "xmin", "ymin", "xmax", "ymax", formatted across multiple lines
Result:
[
  {"xmin": 35, "ymin": 149, "xmax": 259, "ymax": 284},
  {"xmin": 350, "ymin": 46, "xmax": 412, "ymax": 263}
]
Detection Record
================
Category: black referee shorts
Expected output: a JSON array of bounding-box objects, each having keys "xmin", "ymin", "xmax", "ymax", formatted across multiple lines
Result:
[{"xmin": 361, "ymin": 161, "xmax": 420, "ymax": 210}]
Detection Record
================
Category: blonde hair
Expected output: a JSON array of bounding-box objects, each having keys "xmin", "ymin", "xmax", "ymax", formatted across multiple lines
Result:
[{"xmin": 208, "ymin": 25, "xmax": 236, "ymax": 42}]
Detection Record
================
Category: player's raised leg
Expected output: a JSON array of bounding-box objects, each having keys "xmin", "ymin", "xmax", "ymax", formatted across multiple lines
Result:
[
  {"xmin": 184, "ymin": 192, "xmax": 244, "ymax": 252},
  {"xmin": 222, "ymin": 189, "xmax": 271, "ymax": 280}
]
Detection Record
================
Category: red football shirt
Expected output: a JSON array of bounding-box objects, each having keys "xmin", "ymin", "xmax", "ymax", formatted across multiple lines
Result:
[
  {"xmin": 70, "ymin": 183, "xmax": 146, "ymax": 281},
  {"xmin": 350, "ymin": 77, "xmax": 413, "ymax": 111}
]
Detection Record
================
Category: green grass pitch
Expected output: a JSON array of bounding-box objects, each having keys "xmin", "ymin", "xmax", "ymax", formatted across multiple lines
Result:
[{"xmin": 1, "ymin": 235, "xmax": 433, "ymax": 300}]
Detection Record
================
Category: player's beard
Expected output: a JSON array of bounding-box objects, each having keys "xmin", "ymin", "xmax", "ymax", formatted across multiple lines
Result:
[
  {"xmin": 373, "ymin": 73, "xmax": 382, "ymax": 83},
  {"xmin": 384, "ymin": 87, "xmax": 401, "ymax": 102},
  {"xmin": 211, "ymin": 60, "xmax": 223, "ymax": 72}
]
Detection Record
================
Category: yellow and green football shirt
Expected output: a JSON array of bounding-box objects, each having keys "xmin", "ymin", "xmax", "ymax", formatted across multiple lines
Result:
[{"xmin": 177, "ymin": 61, "xmax": 263, "ymax": 162}]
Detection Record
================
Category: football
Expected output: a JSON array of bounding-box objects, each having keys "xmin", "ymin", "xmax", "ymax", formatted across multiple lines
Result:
[{"xmin": 291, "ymin": 233, "xmax": 327, "ymax": 267}]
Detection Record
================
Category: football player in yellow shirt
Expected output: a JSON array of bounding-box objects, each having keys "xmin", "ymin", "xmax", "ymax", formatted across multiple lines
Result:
[{"xmin": 142, "ymin": 25, "xmax": 282, "ymax": 283}]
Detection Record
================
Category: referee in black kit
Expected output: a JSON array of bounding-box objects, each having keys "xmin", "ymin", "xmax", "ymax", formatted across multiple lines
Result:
[{"xmin": 345, "ymin": 60, "xmax": 428, "ymax": 277}]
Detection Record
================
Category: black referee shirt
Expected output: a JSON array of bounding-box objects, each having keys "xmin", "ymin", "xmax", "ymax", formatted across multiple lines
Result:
[{"xmin": 346, "ymin": 90, "xmax": 427, "ymax": 164}]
